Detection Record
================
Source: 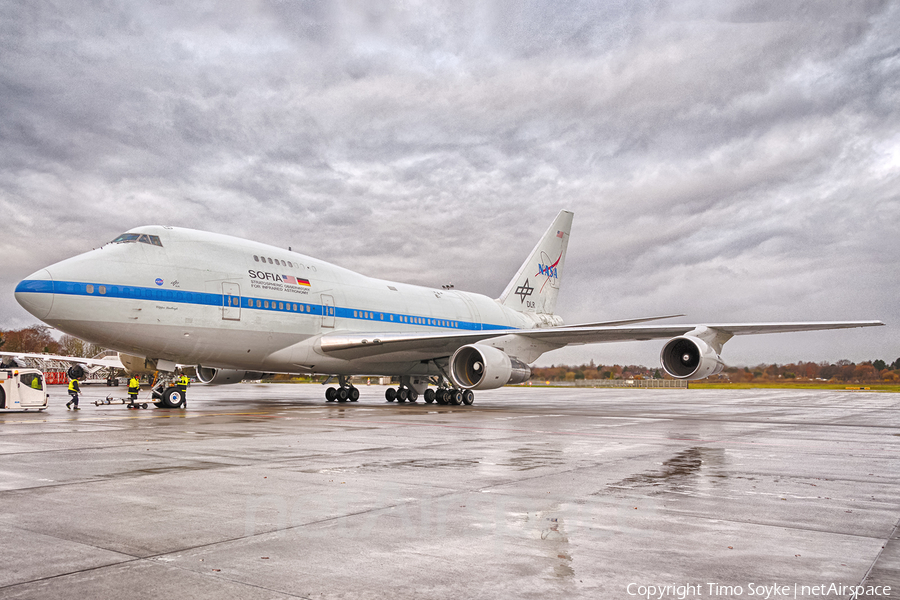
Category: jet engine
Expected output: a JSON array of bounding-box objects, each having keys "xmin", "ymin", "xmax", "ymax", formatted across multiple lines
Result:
[
  {"xmin": 449, "ymin": 344, "xmax": 531, "ymax": 390},
  {"xmin": 195, "ymin": 366, "xmax": 273, "ymax": 385},
  {"xmin": 660, "ymin": 336, "xmax": 725, "ymax": 380}
]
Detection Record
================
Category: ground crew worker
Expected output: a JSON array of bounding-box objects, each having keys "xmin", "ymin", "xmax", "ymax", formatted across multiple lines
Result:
[
  {"xmin": 66, "ymin": 377, "xmax": 81, "ymax": 410},
  {"xmin": 31, "ymin": 374, "xmax": 42, "ymax": 390},
  {"xmin": 176, "ymin": 371, "xmax": 189, "ymax": 407},
  {"xmin": 128, "ymin": 374, "xmax": 141, "ymax": 408}
]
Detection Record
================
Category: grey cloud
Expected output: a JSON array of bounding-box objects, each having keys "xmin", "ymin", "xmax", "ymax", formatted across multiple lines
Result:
[{"xmin": 0, "ymin": 0, "xmax": 897, "ymax": 366}]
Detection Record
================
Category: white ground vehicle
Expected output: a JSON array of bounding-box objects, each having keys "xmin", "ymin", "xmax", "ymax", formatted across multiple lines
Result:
[{"xmin": 0, "ymin": 368, "xmax": 49, "ymax": 411}]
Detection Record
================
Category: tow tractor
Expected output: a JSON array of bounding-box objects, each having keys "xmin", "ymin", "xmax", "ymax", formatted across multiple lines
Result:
[{"xmin": 0, "ymin": 368, "xmax": 49, "ymax": 411}]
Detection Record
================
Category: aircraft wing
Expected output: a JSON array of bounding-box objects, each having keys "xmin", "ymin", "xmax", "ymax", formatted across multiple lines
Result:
[
  {"xmin": 318, "ymin": 320, "xmax": 884, "ymax": 361},
  {"xmin": 0, "ymin": 351, "xmax": 125, "ymax": 370}
]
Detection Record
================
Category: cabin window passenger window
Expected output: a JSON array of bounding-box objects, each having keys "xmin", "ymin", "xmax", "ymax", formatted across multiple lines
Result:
[
  {"xmin": 267, "ymin": 258, "xmax": 273, "ymax": 264},
  {"xmin": 254, "ymin": 255, "xmax": 259, "ymax": 262},
  {"xmin": 86, "ymin": 284, "xmax": 94, "ymax": 294},
  {"xmin": 288, "ymin": 261, "xmax": 293, "ymax": 268},
  {"xmin": 99, "ymin": 286, "xmax": 107, "ymax": 295},
  {"xmin": 278, "ymin": 302, "xmax": 283, "ymax": 310},
  {"xmin": 264, "ymin": 301, "xmax": 269, "ymax": 308},
  {"xmin": 292, "ymin": 304, "xmax": 297, "ymax": 311},
  {"xmin": 256, "ymin": 300, "xmax": 261, "ymax": 308}
]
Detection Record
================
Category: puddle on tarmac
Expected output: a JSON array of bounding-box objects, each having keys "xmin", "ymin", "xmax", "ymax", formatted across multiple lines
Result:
[{"xmin": 603, "ymin": 446, "xmax": 726, "ymax": 494}]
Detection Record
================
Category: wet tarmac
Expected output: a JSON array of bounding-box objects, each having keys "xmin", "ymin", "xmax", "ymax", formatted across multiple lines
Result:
[{"xmin": 0, "ymin": 384, "xmax": 898, "ymax": 599}]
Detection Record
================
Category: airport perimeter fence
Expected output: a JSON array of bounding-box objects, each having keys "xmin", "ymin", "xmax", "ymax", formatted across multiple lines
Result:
[{"xmin": 526, "ymin": 378, "xmax": 688, "ymax": 389}]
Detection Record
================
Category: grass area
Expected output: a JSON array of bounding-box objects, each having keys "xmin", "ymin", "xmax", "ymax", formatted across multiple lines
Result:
[{"xmin": 689, "ymin": 381, "xmax": 900, "ymax": 392}]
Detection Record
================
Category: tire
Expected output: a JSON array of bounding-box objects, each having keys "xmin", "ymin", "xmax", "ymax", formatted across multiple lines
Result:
[
  {"xmin": 337, "ymin": 387, "xmax": 349, "ymax": 402},
  {"xmin": 161, "ymin": 387, "xmax": 183, "ymax": 408},
  {"xmin": 462, "ymin": 390, "xmax": 475, "ymax": 405},
  {"xmin": 385, "ymin": 388, "xmax": 396, "ymax": 402},
  {"xmin": 349, "ymin": 387, "xmax": 360, "ymax": 401},
  {"xmin": 325, "ymin": 387, "xmax": 337, "ymax": 401},
  {"xmin": 407, "ymin": 389, "xmax": 418, "ymax": 403},
  {"xmin": 141, "ymin": 404, "xmax": 148, "ymax": 409},
  {"xmin": 448, "ymin": 390, "xmax": 462, "ymax": 405},
  {"xmin": 424, "ymin": 389, "xmax": 435, "ymax": 404},
  {"xmin": 397, "ymin": 388, "xmax": 408, "ymax": 402},
  {"xmin": 436, "ymin": 390, "xmax": 447, "ymax": 405}
]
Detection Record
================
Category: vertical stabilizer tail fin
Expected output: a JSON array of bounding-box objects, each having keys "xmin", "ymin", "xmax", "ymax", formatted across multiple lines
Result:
[{"xmin": 498, "ymin": 210, "xmax": 573, "ymax": 315}]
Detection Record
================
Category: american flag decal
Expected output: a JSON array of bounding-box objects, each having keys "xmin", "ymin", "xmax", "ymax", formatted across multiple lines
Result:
[
  {"xmin": 556, "ymin": 230, "xmax": 564, "ymax": 238},
  {"xmin": 283, "ymin": 275, "xmax": 297, "ymax": 284}
]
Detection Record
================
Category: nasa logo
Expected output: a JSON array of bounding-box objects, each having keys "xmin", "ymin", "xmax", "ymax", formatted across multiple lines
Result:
[
  {"xmin": 537, "ymin": 263, "xmax": 558, "ymax": 279},
  {"xmin": 155, "ymin": 278, "xmax": 164, "ymax": 286},
  {"xmin": 535, "ymin": 251, "xmax": 562, "ymax": 292}
]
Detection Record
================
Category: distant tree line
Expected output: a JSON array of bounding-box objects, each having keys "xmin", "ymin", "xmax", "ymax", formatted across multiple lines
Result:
[
  {"xmin": 532, "ymin": 357, "xmax": 900, "ymax": 383},
  {"xmin": 0, "ymin": 325, "xmax": 106, "ymax": 358},
  {"xmin": 2, "ymin": 324, "xmax": 897, "ymax": 383}
]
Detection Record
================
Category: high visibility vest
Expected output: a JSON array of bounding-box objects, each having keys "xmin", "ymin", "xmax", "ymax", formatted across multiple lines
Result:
[
  {"xmin": 68, "ymin": 379, "xmax": 79, "ymax": 393},
  {"xmin": 129, "ymin": 377, "xmax": 140, "ymax": 392},
  {"xmin": 31, "ymin": 377, "xmax": 41, "ymax": 389},
  {"xmin": 179, "ymin": 375, "xmax": 189, "ymax": 386}
]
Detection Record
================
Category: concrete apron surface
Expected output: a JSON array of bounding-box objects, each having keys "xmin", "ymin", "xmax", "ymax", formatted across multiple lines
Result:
[{"xmin": 0, "ymin": 384, "xmax": 897, "ymax": 599}]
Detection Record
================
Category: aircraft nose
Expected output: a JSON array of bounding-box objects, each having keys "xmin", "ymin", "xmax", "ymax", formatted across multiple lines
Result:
[{"xmin": 15, "ymin": 268, "xmax": 55, "ymax": 321}]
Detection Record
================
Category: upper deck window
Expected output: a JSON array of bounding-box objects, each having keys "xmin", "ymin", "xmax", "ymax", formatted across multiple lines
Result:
[{"xmin": 111, "ymin": 233, "xmax": 163, "ymax": 247}]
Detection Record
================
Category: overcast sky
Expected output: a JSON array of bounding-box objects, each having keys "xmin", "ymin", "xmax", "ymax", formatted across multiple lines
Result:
[{"xmin": 1, "ymin": 0, "xmax": 897, "ymax": 367}]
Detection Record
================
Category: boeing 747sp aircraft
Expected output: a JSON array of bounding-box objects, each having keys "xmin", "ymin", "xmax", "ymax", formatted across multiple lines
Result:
[{"xmin": 12, "ymin": 210, "xmax": 883, "ymax": 407}]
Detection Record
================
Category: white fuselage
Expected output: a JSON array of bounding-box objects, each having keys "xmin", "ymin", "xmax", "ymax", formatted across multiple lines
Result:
[{"xmin": 16, "ymin": 226, "xmax": 557, "ymax": 377}]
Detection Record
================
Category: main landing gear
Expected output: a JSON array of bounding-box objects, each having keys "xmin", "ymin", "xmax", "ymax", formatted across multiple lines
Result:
[
  {"xmin": 325, "ymin": 376, "xmax": 360, "ymax": 403},
  {"xmin": 384, "ymin": 386, "xmax": 419, "ymax": 403},
  {"xmin": 385, "ymin": 376, "xmax": 475, "ymax": 407}
]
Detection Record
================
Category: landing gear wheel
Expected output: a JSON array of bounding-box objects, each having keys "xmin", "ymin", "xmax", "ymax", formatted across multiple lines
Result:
[
  {"xmin": 337, "ymin": 387, "xmax": 349, "ymax": 402},
  {"xmin": 436, "ymin": 390, "xmax": 448, "ymax": 405},
  {"xmin": 325, "ymin": 387, "xmax": 337, "ymax": 402},
  {"xmin": 397, "ymin": 388, "xmax": 408, "ymax": 403},
  {"xmin": 448, "ymin": 389, "xmax": 462, "ymax": 405},
  {"xmin": 424, "ymin": 389, "xmax": 435, "ymax": 404},
  {"xmin": 161, "ymin": 387, "xmax": 183, "ymax": 409},
  {"xmin": 349, "ymin": 387, "xmax": 360, "ymax": 402},
  {"xmin": 462, "ymin": 390, "xmax": 475, "ymax": 405},
  {"xmin": 407, "ymin": 389, "xmax": 418, "ymax": 403},
  {"xmin": 385, "ymin": 388, "xmax": 397, "ymax": 402}
]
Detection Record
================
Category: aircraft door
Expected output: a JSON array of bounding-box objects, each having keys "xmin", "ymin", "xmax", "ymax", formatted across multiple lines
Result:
[
  {"xmin": 321, "ymin": 294, "xmax": 335, "ymax": 328},
  {"xmin": 222, "ymin": 282, "xmax": 241, "ymax": 321}
]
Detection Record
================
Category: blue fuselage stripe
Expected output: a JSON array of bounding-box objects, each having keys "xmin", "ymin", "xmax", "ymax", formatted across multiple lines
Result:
[{"xmin": 15, "ymin": 279, "xmax": 511, "ymax": 332}]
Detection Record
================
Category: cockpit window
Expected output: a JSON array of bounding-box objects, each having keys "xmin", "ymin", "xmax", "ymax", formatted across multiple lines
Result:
[{"xmin": 111, "ymin": 233, "xmax": 163, "ymax": 247}]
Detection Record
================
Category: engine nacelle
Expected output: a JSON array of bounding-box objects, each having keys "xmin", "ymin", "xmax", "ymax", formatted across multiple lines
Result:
[
  {"xmin": 449, "ymin": 345, "xmax": 532, "ymax": 390},
  {"xmin": 195, "ymin": 366, "xmax": 272, "ymax": 385},
  {"xmin": 117, "ymin": 353, "xmax": 162, "ymax": 374},
  {"xmin": 660, "ymin": 336, "xmax": 725, "ymax": 380}
]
